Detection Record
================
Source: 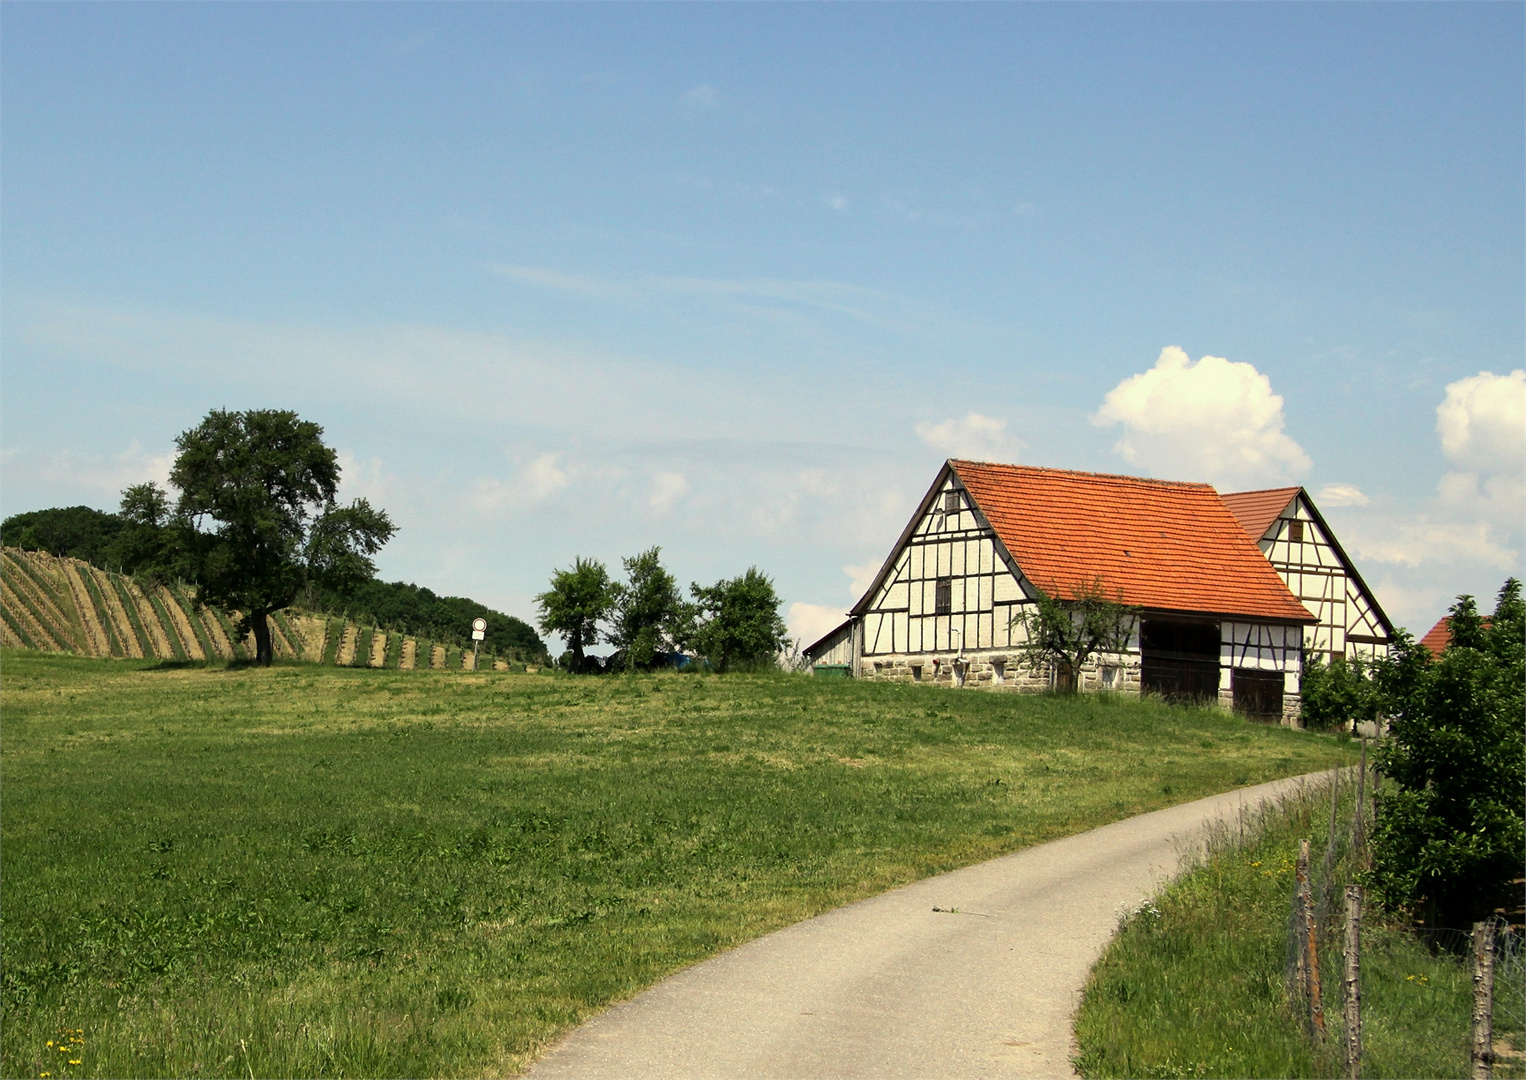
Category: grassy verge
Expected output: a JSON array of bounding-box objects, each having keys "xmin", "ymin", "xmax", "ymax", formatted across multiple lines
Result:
[
  {"xmin": 2, "ymin": 652, "xmax": 1357, "ymax": 1078},
  {"xmin": 1073, "ymin": 780, "xmax": 1525, "ymax": 1079}
]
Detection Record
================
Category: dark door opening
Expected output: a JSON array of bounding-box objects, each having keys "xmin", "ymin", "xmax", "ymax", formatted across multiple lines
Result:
[
  {"xmin": 1140, "ymin": 619, "xmax": 1221, "ymax": 703},
  {"xmin": 1232, "ymin": 668, "xmax": 1284, "ymax": 721}
]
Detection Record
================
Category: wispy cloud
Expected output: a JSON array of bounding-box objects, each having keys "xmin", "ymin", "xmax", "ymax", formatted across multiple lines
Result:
[
  {"xmin": 915, "ymin": 413, "xmax": 1021, "ymax": 461},
  {"xmin": 648, "ymin": 471, "xmax": 689, "ymax": 515},
  {"xmin": 681, "ymin": 84, "xmax": 719, "ymax": 111}
]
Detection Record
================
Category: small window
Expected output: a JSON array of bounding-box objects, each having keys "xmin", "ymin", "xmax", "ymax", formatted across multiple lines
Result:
[
  {"xmin": 1101, "ymin": 664, "xmax": 1120, "ymax": 689},
  {"xmin": 943, "ymin": 490, "xmax": 960, "ymax": 514},
  {"xmin": 1288, "ymin": 520, "xmax": 1304, "ymax": 543},
  {"xmin": 911, "ymin": 664, "xmax": 923, "ymax": 681},
  {"xmin": 991, "ymin": 660, "xmax": 1005, "ymax": 685},
  {"xmin": 935, "ymin": 577, "xmax": 952, "ymax": 615}
]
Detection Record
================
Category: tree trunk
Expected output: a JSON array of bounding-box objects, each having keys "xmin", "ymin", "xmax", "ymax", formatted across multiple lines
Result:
[
  {"xmin": 251, "ymin": 609, "xmax": 274, "ymax": 667},
  {"xmin": 570, "ymin": 628, "xmax": 585, "ymax": 674}
]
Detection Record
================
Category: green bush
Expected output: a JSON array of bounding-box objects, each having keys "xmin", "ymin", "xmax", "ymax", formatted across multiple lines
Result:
[
  {"xmin": 1300, "ymin": 654, "xmax": 1380, "ymax": 732},
  {"xmin": 1370, "ymin": 579, "xmax": 1525, "ymax": 929}
]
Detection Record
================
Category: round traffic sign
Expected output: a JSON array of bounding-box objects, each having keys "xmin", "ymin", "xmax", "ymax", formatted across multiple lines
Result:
[{"xmin": 472, "ymin": 617, "xmax": 488, "ymax": 632}]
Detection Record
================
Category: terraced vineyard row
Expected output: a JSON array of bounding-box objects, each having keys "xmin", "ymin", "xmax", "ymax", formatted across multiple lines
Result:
[{"xmin": 0, "ymin": 548, "xmax": 527, "ymax": 672}]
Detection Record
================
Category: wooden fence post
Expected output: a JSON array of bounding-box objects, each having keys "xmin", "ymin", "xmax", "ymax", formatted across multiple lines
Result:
[
  {"xmin": 1297, "ymin": 838, "xmax": 1326, "ymax": 1039},
  {"xmin": 1352, "ymin": 739, "xmax": 1368, "ymax": 863},
  {"xmin": 1472, "ymin": 919, "xmax": 1497, "ymax": 1079},
  {"xmin": 1343, "ymin": 885, "xmax": 1363, "ymax": 1079}
]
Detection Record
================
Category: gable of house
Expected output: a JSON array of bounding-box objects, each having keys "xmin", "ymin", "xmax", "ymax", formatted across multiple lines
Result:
[
  {"xmin": 851, "ymin": 465, "xmax": 1031, "ymax": 659},
  {"xmin": 1221, "ymin": 487, "xmax": 1393, "ymax": 661}
]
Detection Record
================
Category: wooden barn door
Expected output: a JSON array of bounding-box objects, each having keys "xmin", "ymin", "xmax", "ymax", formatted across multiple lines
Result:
[
  {"xmin": 1140, "ymin": 619, "xmax": 1221, "ymax": 703},
  {"xmin": 1232, "ymin": 668, "xmax": 1284, "ymax": 721}
]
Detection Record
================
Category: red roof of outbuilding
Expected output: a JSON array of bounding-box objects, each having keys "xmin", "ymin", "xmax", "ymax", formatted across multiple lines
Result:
[
  {"xmin": 1220, "ymin": 487, "xmax": 1301, "ymax": 541},
  {"xmin": 1419, "ymin": 617, "xmax": 1452, "ymax": 656},
  {"xmin": 950, "ymin": 461, "xmax": 1315, "ymax": 623},
  {"xmin": 1418, "ymin": 615, "xmax": 1492, "ymax": 656}
]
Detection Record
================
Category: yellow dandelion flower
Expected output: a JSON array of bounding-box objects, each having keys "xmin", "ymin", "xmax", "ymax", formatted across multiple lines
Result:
[
  {"xmin": 45, "ymin": 1042, "xmax": 53, "ymax": 1048},
  {"xmin": 69, "ymin": 1061, "xmax": 81, "ymax": 1066}
]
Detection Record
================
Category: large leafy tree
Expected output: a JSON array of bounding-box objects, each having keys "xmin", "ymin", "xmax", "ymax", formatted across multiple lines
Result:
[
  {"xmin": 536, "ymin": 557, "xmax": 617, "ymax": 673},
  {"xmin": 689, "ymin": 567, "xmax": 789, "ymax": 673},
  {"xmin": 1011, "ymin": 577, "xmax": 1139, "ymax": 692},
  {"xmin": 1369, "ymin": 579, "xmax": 1524, "ymax": 929},
  {"xmin": 609, "ymin": 547, "xmax": 686, "ymax": 671},
  {"xmin": 170, "ymin": 409, "xmax": 395, "ymax": 666}
]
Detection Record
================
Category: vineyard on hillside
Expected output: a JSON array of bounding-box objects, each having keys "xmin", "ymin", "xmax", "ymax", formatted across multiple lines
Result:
[{"xmin": 0, "ymin": 548, "xmax": 525, "ymax": 671}]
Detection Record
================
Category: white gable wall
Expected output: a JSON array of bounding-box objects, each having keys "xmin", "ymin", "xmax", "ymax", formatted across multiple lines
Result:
[{"xmin": 1258, "ymin": 495, "xmax": 1389, "ymax": 663}]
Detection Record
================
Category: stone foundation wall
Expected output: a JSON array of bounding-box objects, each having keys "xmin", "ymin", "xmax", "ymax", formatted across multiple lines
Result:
[
  {"xmin": 861, "ymin": 647, "xmax": 1305, "ymax": 725},
  {"xmin": 860, "ymin": 649, "xmax": 1142, "ymax": 695}
]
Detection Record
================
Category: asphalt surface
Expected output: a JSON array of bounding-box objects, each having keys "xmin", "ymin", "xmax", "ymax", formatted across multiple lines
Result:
[{"xmin": 525, "ymin": 772, "xmax": 1328, "ymax": 1080}]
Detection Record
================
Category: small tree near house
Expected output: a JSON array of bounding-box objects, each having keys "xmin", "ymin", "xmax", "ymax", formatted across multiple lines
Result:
[
  {"xmin": 689, "ymin": 567, "xmax": 790, "ymax": 673},
  {"xmin": 1011, "ymin": 577, "xmax": 1139, "ymax": 692}
]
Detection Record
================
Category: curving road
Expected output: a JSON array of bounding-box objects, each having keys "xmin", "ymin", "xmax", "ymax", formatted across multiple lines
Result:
[{"xmin": 525, "ymin": 772, "xmax": 1327, "ymax": 1080}]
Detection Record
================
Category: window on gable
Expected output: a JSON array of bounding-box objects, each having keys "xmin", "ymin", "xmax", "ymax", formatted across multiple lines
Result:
[
  {"xmin": 943, "ymin": 490, "xmax": 960, "ymax": 514},
  {"xmin": 1288, "ymin": 520, "xmax": 1304, "ymax": 543},
  {"xmin": 935, "ymin": 577, "xmax": 952, "ymax": 615}
]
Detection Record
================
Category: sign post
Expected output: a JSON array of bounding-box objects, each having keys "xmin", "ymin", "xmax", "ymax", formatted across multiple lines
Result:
[{"xmin": 471, "ymin": 617, "xmax": 487, "ymax": 663}]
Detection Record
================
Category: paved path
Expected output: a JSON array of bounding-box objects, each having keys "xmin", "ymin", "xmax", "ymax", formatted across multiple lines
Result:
[{"xmin": 526, "ymin": 772, "xmax": 1329, "ymax": 1080}]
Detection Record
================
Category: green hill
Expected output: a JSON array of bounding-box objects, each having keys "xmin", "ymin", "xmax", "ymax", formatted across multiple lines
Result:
[{"xmin": 0, "ymin": 548, "xmax": 538, "ymax": 672}]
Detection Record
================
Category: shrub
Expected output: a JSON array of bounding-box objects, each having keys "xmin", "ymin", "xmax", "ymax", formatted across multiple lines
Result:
[
  {"xmin": 1300, "ymin": 654, "xmax": 1380, "ymax": 732},
  {"xmin": 1369, "ymin": 579, "xmax": 1525, "ymax": 929}
]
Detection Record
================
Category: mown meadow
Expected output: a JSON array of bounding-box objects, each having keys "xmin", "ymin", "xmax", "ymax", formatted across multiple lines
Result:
[{"xmin": 2, "ymin": 651, "xmax": 1357, "ymax": 1078}]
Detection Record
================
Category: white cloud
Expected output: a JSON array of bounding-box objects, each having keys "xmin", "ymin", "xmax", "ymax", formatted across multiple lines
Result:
[
  {"xmin": 845, "ymin": 561, "xmax": 880, "ymax": 600},
  {"xmin": 471, "ymin": 452, "xmax": 569, "ymax": 512},
  {"xmin": 0, "ymin": 440, "xmax": 172, "ymax": 509},
  {"xmin": 825, "ymin": 194, "xmax": 848, "ymax": 212},
  {"xmin": 648, "ymin": 471, "xmax": 689, "ymax": 514},
  {"xmin": 915, "ymin": 412, "xmax": 1020, "ymax": 461},
  {"xmin": 1092, "ymin": 346, "xmax": 1311, "ymax": 486},
  {"xmin": 1436, "ymin": 369, "xmax": 1526, "ymax": 475},
  {"xmin": 786, "ymin": 601, "xmax": 847, "ymax": 649},
  {"xmin": 1316, "ymin": 483, "xmax": 1369, "ymax": 507},
  {"xmin": 681, "ymin": 84, "xmax": 719, "ymax": 110},
  {"xmin": 1344, "ymin": 517, "xmax": 1517, "ymax": 572}
]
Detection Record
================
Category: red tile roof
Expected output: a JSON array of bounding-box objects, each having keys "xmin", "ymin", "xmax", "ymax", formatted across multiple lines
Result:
[
  {"xmin": 1419, "ymin": 617, "xmax": 1452, "ymax": 656},
  {"xmin": 1220, "ymin": 487, "xmax": 1301, "ymax": 541},
  {"xmin": 1418, "ymin": 615, "xmax": 1492, "ymax": 656},
  {"xmin": 950, "ymin": 461, "xmax": 1315, "ymax": 623}
]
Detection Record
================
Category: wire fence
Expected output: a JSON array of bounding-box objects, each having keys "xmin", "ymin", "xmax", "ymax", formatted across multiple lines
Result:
[{"xmin": 1282, "ymin": 749, "xmax": 1524, "ymax": 1078}]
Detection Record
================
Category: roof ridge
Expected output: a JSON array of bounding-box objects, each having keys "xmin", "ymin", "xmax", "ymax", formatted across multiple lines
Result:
[
  {"xmin": 1222, "ymin": 485, "xmax": 1304, "ymax": 498},
  {"xmin": 949, "ymin": 460, "xmax": 1213, "ymax": 489}
]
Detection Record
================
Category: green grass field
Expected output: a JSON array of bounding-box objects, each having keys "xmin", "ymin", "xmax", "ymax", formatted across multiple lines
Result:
[
  {"xmin": 1073, "ymin": 783, "xmax": 1526, "ymax": 1079},
  {"xmin": 2, "ymin": 651, "xmax": 1356, "ymax": 1078}
]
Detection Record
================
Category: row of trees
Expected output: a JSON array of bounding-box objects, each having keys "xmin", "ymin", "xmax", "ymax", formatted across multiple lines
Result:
[{"xmin": 535, "ymin": 548, "xmax": 790, "ymax": 673}]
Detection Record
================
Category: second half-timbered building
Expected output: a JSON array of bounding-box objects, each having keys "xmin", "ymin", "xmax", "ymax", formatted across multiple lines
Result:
[
  {"xmin": 1220, "ymin": 487, "xmax": 1393, "ymax": 663},
  {"xmin": 806, "ymin": 460, "xmax": 1318, "ymax": 722}
]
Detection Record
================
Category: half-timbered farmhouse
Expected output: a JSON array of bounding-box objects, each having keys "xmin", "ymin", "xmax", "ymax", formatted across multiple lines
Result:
[
  {"xmin": 1220, "ymin": 487, "xmax": 1393, "ymax": 663},
  {"xmin": 806, "ymin": 461, "xmax": 1317, "ymax": 722}
]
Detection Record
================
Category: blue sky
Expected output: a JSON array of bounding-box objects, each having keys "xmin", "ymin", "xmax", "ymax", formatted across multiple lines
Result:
[{"xmin": 4, "ymin": 2, "xmax": 1522, "ymax": 648}]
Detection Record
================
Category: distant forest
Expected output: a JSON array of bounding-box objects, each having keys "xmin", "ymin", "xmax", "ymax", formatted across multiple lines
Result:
[{"xmin": 1, "ymin": 505, "xmax": 547, "ymax": 660}]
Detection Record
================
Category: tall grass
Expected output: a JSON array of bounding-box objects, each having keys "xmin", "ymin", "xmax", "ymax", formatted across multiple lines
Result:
[
  {"xmin": 1073, "ymin": 775, "xmax": 1525, "ymax": 1079},
  {"xmin": 3, "ymin": 653, "xmax": 1357, "ymax": 1078}
]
